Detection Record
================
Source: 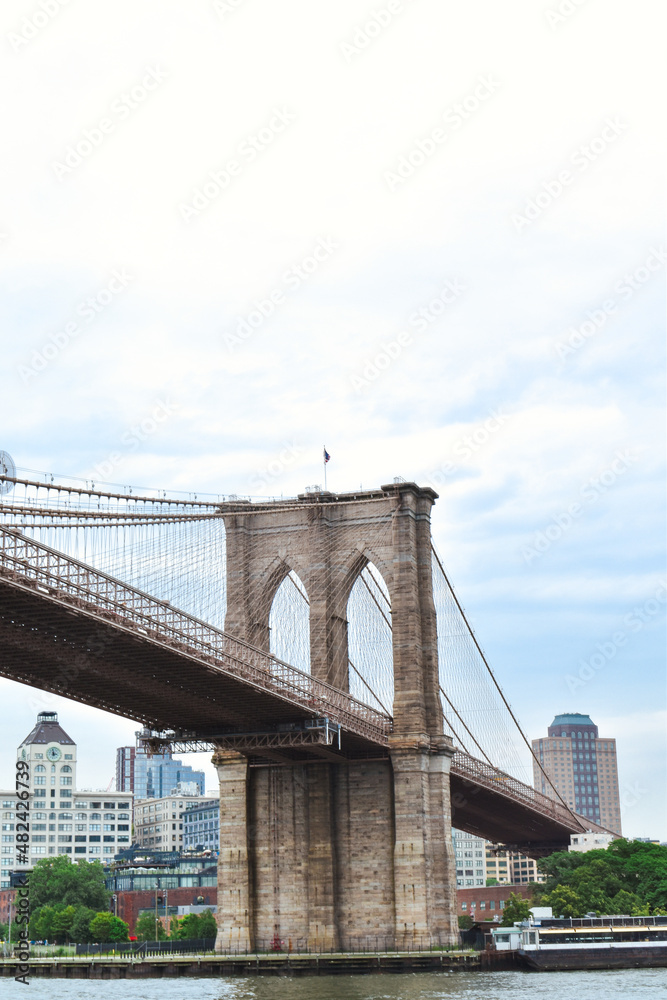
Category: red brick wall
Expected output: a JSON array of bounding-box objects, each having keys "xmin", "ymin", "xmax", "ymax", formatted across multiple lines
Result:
[
  {"xmin": 114, "ymin": 886, "xmax": 217, "ymax": 934},
  {"xmin": 0, "ymin": 888, "xmax": 16, "ymax": 926},
  {"xmin": 457, "ymin": 883, "xmax": 532, "ymax": 919}
]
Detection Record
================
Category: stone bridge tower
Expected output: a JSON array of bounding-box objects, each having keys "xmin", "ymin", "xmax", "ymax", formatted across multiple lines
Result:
[{"xmin": 213, "ymin": 482, "xmax": 458, "ymax": 951}]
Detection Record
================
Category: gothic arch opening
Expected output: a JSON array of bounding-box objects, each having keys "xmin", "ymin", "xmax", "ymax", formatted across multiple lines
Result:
[
  {"xmin": 346, "ymin": 561, "xmax": 393, "ymax": 716},
  {"xmin": 268, "ymin": 570, "xmax": 311, "ymax": 674}
]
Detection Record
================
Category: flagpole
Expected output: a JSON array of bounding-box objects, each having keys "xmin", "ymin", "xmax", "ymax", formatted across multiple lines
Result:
[{"xmin": 324, "ymin": 454, "xmax": 327, "ymax": 491}]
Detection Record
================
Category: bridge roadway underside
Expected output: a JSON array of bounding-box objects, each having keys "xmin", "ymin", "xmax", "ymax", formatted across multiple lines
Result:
[{"xmin": 1, "ymin": 580, "xmax": 576, "ymax": 855}]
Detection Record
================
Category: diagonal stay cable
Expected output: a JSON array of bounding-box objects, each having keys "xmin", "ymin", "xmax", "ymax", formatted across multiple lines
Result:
[
  {"xmin": 439, "ymin": 683, "xmax": 494, "ymax": 766},
  {"xmin": 348, "ymin": 659, "xmax": 392, "ymax": 717},
  {"xmin": 360, "ymin": 568, "xmax": 392, "ymax": 629},
  {"xmin": 430, "ymin": 543, "xmax": 584, "ymax": 830},
  {"xmin": 288, "ymin": 570, "xmax": 393, "ymax": 719}
]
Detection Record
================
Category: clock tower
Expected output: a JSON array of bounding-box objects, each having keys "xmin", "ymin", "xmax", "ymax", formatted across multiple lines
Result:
[{"xmin": 17, "ymin": 711, "xmax": 77, "ymax": 812}]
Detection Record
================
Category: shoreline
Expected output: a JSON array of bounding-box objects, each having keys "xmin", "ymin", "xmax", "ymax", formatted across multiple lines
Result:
[{"xmin": 0, "ymin": 952, "xmax": 503, "ymax": 978}]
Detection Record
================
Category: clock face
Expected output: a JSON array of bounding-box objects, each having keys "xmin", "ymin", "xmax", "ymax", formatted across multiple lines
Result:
[{"xmin": 46, "ymin": 746, "xmax": 62, "ymax": 762}]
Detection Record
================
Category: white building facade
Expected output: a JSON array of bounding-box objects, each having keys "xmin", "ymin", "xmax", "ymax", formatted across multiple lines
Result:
[{"xmin": 1, "ymin": 711, "xmax": 132, "ymax": 887}]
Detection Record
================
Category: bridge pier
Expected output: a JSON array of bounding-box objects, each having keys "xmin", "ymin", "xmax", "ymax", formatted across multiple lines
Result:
[
  {"xmin": 214, "ymin": 748, "xmax": 457, "ymax": 952},
  {"xmin": 213, "ymin": 751, "xmax": 252, "ymax": 954}
]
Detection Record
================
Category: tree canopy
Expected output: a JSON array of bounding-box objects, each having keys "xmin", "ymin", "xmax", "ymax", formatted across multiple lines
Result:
[
  {"xmin": 500, "ymin": 892, "xmax": 532, "ymax": 926},
  {"xmin": 535, "ymin": 839, "xmax": 667, "ymax": 917},
  {"xmin": 28, "ymin": 857, "xmax": 110, "ymax": 912}
]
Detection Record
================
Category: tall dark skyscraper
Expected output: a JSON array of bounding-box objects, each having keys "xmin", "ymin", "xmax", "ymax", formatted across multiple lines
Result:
[{"xmin": 532, "ymin": 713, "xmax": 621, "ymax": 835}]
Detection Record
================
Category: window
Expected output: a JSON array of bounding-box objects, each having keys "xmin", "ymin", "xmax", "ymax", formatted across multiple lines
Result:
[
  {"xmin": 88, "ymin": 846, "xmax": 101, "ymax": 854},
  {"xmin": 1, "ymin": 824, "xmax": 14, "ymax": 831},
  {"xmin": 103, "ymin": 813, "xmax": 115, "ymax": 821},
  {"xmin": 32, "ymin": 835, "xmax": 46, "ymax": 843},
  {"xmin": 34, "ymin": 765, "xmax": 46, "ymax": 773},
  {"xmin": 1, "ymin": 836, "xmax": 14, "ymax": 843},
  {"xmin": 89, "ymin": 836, "xmax": 100, "ymax": 843},
  {"xmin": 60, "ymin": 777, "xmax": 72, "ymax": 786},
  {"xmin": 34, "ymin": 777, "xmax": 46, "ymax": 786},
  {"xmin": 89, "ymin": 824, "xmax": 101, "ymax": 832},
  {"xmin": 103, "ymin": 803, "xmax": 116, "ymax": 810},
  {"xmin": 75, "ymin": 847, "xmax": 86, "ymax": 854}
]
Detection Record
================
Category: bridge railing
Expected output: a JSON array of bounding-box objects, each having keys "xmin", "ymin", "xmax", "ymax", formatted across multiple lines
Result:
[
  {"xmin": 0, "ymin": 528, "xmax": 392, "ymax": 746},
  {"xmin": 450, "ymin": 750, "xmax": 583, "ymax": 829}
]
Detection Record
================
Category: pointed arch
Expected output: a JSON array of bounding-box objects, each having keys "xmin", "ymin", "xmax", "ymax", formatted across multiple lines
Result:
[
  {"xmin": 346, "ymin": 559, "xmax": 393, "ymax": 716},
  {"xmin": 269, "ymin": 568, "xmax": 311, "ymax": 674}
]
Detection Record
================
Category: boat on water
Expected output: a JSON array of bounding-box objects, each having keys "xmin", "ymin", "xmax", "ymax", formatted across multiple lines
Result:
[{"xmin": 491, "ymin": 914, "xmax": 667, "ymax": 970}]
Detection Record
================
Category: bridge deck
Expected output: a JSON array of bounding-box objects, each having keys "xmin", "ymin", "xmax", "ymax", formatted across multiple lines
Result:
[{"xmin": 0, "ymin": 527, "xmax": 606, "ymax": 854}]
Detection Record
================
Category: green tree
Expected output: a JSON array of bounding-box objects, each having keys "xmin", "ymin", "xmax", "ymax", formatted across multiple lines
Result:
[
  {"xmin": 500, "ymin": 892, "xmax": 532, "ymax": 926},
  {"xmin": 89, "ymin": 912, "xmax": 129, "ymax": 943},
  {"xmin": 458, "ymin": 914, "xmax": 473, "ymax": 930},
  {"xmin": 486, "ymin": 877, "xmax": 498, "ymax": 886},
  {"xmin": 198, "ymin": 910, "xmax": 217, "ymax": 939},
  {"xmin": 135, "ymin": 913, "xmax": 166, "ymax": 941},
  {"xmin": 29, "ymin": 905, "xmax": 57, "ymax": 942},
  {"xmin": 70, "ymin": 906, "xmax": 97, "ymax": 943},
  {"xmin": 28, "ymin": 857, "xmax": 109, "ymax": 912},
  {"xmin": 51, "ymin": 905, "xmax": 77, "ymax": 943},
  {"xmin": 173, "ymin": 912, "xmax": 201, "ymax": 940},
  {"xmin": 541, "ymin": 884, "xmax": 586, "ymax": 918},
  {"xmin": 537, "ymin": 840, "xmax": 667, "ymax": 915}
]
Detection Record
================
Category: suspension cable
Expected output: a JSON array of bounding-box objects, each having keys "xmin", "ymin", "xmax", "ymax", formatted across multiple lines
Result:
[{"xmin": 430, "ymin": 544, "xmax": 583, "ymax": 828}]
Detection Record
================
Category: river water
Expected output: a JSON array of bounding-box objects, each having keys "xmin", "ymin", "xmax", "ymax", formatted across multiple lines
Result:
[{"xmin": 0, "ymin": 970, "xmax": 665, "ymax": 999}]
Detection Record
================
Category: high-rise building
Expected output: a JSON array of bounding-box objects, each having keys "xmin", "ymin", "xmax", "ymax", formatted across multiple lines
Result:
[
  {"xmin": 118, "ymin": 732, "xmax": 206, "ymax": 801},
  {"xmin": 531, "ymin": 713, "xmax": 621, "ymax": 834},
  {"xmin": 452, "ymin": 828, "xmax": 487, "ymax": 887},
  {"xmin": 134, "ymin": 792, "xmax": 211, "ymax": 851},
  {"xmin": 452, "ymin": 829, "xmax": 544, "ymax": 888},
  {"xmin": 1, "ymin": 711, "xmax": 133, "ymax": 887},
  {"xmin": 116, "ymin": 745, "xmax": 135, "ymax": 793},
  {"xmin": 182, "ymin": 799, "xmax": 220, "ymax": 852}
]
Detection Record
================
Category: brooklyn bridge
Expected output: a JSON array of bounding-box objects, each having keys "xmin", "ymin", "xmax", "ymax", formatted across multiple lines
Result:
[{"xmin": 0, "ymin": 472, "xmax": 608, "ymax": 950}]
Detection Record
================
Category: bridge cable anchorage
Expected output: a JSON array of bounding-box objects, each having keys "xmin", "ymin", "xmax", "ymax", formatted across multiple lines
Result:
[{"xmin": 430, "ymin": 543, "xmax": 585, "ymax": 830}]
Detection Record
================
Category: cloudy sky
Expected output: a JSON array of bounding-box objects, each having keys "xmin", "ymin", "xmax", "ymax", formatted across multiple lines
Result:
[{"xmin": 1, "ymin": 1, "xmax": 664, "ymax": 839}]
